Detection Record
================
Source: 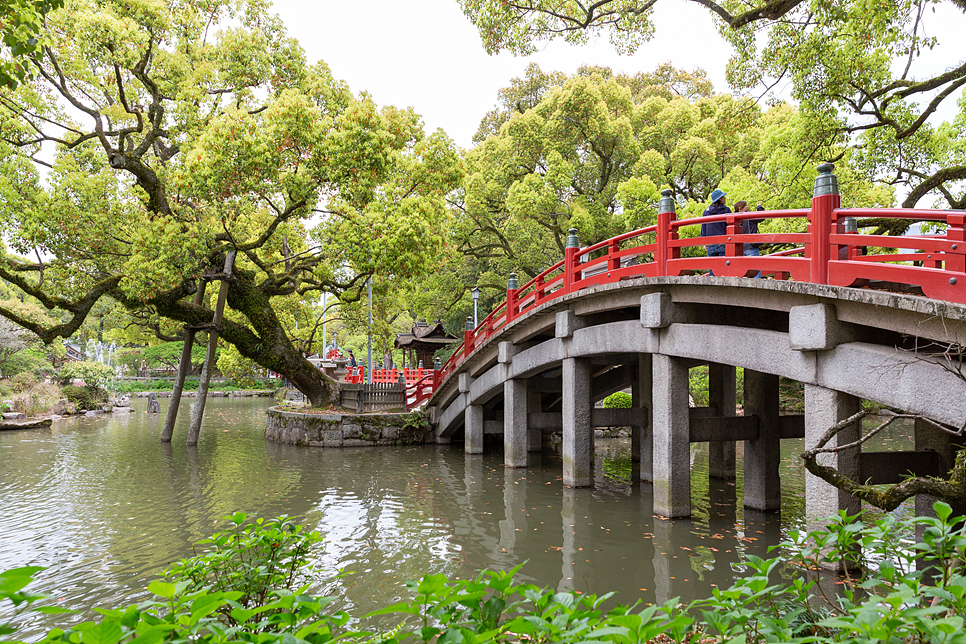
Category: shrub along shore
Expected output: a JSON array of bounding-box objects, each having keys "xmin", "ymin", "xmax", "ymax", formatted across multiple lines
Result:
[
  {"xmin": 0, "ymin": 373, "xmax": 282, "ymax": 418},
  {"xmin": 3, "ymin": 504, "xmax": 965, "ymax": 644}
]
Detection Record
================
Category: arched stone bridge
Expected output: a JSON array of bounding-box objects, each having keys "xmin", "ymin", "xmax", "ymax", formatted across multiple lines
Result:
[{"xmin": 423, "ymin": 165, "xmax": 966, "ymax": 524}]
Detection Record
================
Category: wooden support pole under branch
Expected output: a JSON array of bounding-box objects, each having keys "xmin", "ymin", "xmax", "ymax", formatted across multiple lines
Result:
[
  {"xmin": 160, "ymin": 281, "xmax": 208, "ymax": 443},
  {"xmin": 186, "ymin": 251, "xmax": 236, "ymax": 446}
]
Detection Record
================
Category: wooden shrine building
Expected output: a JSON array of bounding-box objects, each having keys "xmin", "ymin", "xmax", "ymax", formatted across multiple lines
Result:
[{"xmin": 394, "ymin": 320, "xmax": 456, "ymax": 368}]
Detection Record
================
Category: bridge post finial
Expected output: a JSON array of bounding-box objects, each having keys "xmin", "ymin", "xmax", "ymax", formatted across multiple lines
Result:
[
  {"xmin": 657, "ymin": 189, "xmax": 678, "ymax": 276},
  {"xmin": 565, "ymin": 228, "xmax": 579, "ymax": 249},
  {"xmin": 810, "ymin": 163, "xmax": 841, "ymax": 285},
  {"xmin": 813, "ymin": 163, "xmax": 839, "ymax": 197},
  {"xmin": 658, "ymin": 188, "xmax": 675, "ymax": 214},
  {"xmin": 463, "ymin": 316, "xmax": 476, "ymax": 358},
  {"xmin": 564, "ymin": 230, "xmax": 580, "ymax": 294},
  {"xmin": 506, "ymin": 272, "xmax": 519, "ymax": 323}
]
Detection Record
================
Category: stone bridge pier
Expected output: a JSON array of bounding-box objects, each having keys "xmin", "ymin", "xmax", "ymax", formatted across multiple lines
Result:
[{"xmin": 430, "ymin": 278, "xmax": 966, "ymax": 525}]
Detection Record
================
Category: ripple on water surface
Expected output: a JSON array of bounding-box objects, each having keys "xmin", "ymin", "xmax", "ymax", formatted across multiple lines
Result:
[{"xmin": 0, "ymin": 399, "xmax": 911, "ymax": 639}]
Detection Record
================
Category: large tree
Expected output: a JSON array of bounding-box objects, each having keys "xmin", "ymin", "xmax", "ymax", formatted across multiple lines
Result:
[
  {"xmin": 458, "ymin": 0, "xmax": 966, "ymax": 212},
  {"xmin": 0, "ymin": 0, "xmax": 461, "ymax": 406},
  {"xmin": 408, "ymin": 64, "xmax": 887, "ymax": 334}
]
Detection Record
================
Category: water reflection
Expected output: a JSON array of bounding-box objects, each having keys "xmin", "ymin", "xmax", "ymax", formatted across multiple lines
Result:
[{"xmin": 0, "ymin": 400, "xmax": 910, "ymax": 639}]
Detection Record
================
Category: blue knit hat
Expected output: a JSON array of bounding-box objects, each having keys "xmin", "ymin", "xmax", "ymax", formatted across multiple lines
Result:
[{"xmin": 710, "ymin": 189, "xmax": 726, "ymax": 203}]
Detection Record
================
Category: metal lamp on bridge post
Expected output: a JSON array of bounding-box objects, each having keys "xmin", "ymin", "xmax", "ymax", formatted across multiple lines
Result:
[{"xmin": 471, "ymin": 286, "xmax": 480, "ymax": 328}]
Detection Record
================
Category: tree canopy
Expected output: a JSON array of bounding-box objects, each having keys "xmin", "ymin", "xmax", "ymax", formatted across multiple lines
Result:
[
  {"xmin": 398, "ymin": 64, "xmax": 894, "ymax": 335},
  {"xmin": 0, "ymin": 0, "xmax": 462, "ymax": 405},
  {"xmin": 458, "ymin": 0, "xmax": 966, "ymax": 211},
  {"xmin": 413, "ymin": 64, "xmax": 885, "ymax": 333},
  {"xmin": 0, "ymin": 0, "xmax": 64, "ymax": 89}
]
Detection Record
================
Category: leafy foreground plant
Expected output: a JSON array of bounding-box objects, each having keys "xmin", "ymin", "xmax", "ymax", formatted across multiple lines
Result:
[
  {"xmin": 164, "ymin": 513, "xmax": 326, "ymax": 626},
  {"xmin": 8, "ymin": 505, "xmax": 966, "ymax": 644}
]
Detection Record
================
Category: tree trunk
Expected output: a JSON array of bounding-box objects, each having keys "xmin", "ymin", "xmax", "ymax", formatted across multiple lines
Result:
[{"xmin": 121, "ymin": 258, "xmax": 341, "ymax": 408}]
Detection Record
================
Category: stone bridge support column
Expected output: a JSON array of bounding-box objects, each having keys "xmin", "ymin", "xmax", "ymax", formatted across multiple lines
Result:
[
  {"xmin": 743, "ymin": 369, "xmax": 781, "ymax": 511},
  {"xmin": 653, "ymin": 354, "xmax": 691, "ymax": 518},
  {"xmin": 708, "ymin": 363, "xmax": 737, "ymax": 480},
  {"xmin": 805, "ymin": 384, "xmax": 861, "ymax": 528},
  {"xmin": 504, "ymin": 377, "xmax": 528, "ymax": 468},
  {"xmin": 633, "ymin": 354, "xmax": 653, "ymax": 482},
  {"xmin": 528, "ymin": 391, "xmax": 543, "ymax": 452},
  {"xmin": 461, "ymin": 373, "xmax": 483, "ymax": 455},
  {"xmin": 465, "ymin": 404, "xmax": 484, "ymax": 455},
  {"xmin": 562, "ymin": 356, "xmax": 593, "ymax": 487}
]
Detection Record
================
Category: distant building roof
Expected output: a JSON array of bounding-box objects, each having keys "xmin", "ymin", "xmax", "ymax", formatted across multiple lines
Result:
[
  {"xmin": 394, "ymin": 320, "xmax": 456, "ymax": 350},
  {"xmin": 63, "ymin": 341, "xmax": 85, "ymax": 361}
]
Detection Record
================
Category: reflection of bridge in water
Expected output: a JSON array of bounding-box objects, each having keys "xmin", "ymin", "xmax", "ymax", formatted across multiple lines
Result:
[
  {"xmin": 262, "ymin": 438, "xmax": 785, "ymax": 607},
  {"xmin": 426, "ymin": 164, "xmax": 966, "ymax": 526}
]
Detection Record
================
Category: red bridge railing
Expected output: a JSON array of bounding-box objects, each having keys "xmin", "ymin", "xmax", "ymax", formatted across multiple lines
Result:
[{"xmin": 428, "ymin": 163, "xmax": 965, "ymax": 399}]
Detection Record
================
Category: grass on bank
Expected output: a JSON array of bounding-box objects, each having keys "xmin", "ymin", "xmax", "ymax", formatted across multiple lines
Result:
[
  {"xmin": 4, "ymin": 503, "xmax": 966, "ymax": 644},
  {"xmin": 110, "ymin": 378, "xmax": 283, "ymax": 394}
]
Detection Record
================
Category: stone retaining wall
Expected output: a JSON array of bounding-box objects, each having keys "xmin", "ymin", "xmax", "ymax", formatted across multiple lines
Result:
[{"xmin": 265, "ymin": 406, "xmax": 429, "ymax": 447}]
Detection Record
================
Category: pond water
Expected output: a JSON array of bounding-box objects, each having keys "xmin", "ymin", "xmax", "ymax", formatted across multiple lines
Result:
[{"xmin": 0, "ymin": 398, "xmax": 910, "ymax": 638}]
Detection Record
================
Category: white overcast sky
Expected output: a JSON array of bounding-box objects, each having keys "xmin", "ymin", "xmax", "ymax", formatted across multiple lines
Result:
[
  {"xmin": 271, "ymin": 0, "xmax": 735, "ymax": 148},
  {"xmin": 270, "ymin": 0, "xmax": 964, "ymax": 150}
]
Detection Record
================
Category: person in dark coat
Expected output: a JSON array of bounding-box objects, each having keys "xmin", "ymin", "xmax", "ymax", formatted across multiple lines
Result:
[
  {"xmin": 348, "ymin": 350, "xmax": 357, "ymax": 368},
  {"xmin": 700, "ymin": 189, "xmax": 730, "ymax": 275},
  {"xmin": 736, "ymin": 201, "xmax": 763, "ymax": 278},
  {"xmin": 740, "ymin": 202, "xmax": 765, "ymax": 256}
]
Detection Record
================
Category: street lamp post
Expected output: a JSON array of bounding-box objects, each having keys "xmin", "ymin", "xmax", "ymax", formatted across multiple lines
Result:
[
  {"xmin": 471, "ymin": 286, "xmax": 480, "ymax": 327},
  {"xmin": 321, "ymin": 292, "xmax": 327, "ymax": 357},
  {"xmin": 367, "ymin": 277, "xmax": 373, "ymax": 384}
]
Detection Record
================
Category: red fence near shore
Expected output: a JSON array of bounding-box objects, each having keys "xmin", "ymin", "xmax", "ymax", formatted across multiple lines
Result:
[
  {"xmin": 436, "ymin": 164, "xmax": 966, "ymax": 392},
  {"xmin": 343, "ymin": 366, "xmax": 439, "ymax": 411}
]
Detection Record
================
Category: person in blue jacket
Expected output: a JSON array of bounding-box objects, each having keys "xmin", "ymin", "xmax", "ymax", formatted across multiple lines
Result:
[{"xmin": 700, "ymin": 189, "xmax": 729, "ymax": 274}]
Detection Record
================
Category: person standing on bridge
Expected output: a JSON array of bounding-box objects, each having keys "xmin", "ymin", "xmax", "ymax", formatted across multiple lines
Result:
[
  {"xmin": 701, "ymin": 189, "xmax": 729, "ymax": 275},
  {"xmin": 736, "ymin": 200, "xmax": 763, "ymax": 279}
]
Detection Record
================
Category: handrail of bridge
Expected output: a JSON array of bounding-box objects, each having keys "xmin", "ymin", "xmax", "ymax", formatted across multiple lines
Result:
[
  {"xmin": 435, "ymin": 164, "xmax": 966, "ymax": 393},
  {"xmin": 404, "ymin": 373, "xmax": 436, "ymax": 411}
]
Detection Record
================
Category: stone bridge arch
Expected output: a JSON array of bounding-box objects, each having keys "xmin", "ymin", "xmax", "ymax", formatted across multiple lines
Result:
[{"xmin": 428, "ymin": 276, "xmax": 966, "ymax": 522}]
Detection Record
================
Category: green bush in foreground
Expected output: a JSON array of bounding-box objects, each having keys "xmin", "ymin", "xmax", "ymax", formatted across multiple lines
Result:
[{"xmin": 6, "ymin": 504, "xmax": 966, "ymax": 643}]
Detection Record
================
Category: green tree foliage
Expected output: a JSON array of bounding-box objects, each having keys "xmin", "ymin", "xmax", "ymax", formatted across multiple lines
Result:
[
  {"xmin": 216, "ymin": 344, "xmax": 263, "ymax": 387},
  {"xmin": 601, "ymin": 391, "xmax": 632, "ymax": 408},
  {"xmin": 416, "ymin": 65, "xmax": 881, "ymax": 331},
  {"xmin": 0, "ymin": 342, "xmax": 58, "ymax": 378},
  {"xmin": 0, "ymin": 0, "xmax": 64, "ymax": 89},
  {"xmin": 0, "ymin": 0, "xmax": 463, "ymax": 406},
  {"xmin": 459, "ymin": 0, "xmax": 966, "ymax": 213},
  {"xmin": 59, "ymin": 360, "xmax": 112, "ymax": 390},
  {"xmin": 141, "ymin": 341, "xmax": 206, "ymax": 372},
  {"xmin": 0, "ymin": 299, "xmax": 62, "ymax": 379}
]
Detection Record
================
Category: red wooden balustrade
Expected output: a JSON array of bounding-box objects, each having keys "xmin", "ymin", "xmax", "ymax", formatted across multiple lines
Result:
[
  {"xmin": 344, "ymin": 367, "xmax": 431, "ymax": 385},
  {"xmin": 329, "ymin": 168, "xmax": 965, "ymax": 409},
  {"xmin": 404, "ymin": 373, "xmax": 436, "ymax": 411},
  {"xmin": 437, "ymin": 169, "xmax": 966, "ymax": 396}
]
